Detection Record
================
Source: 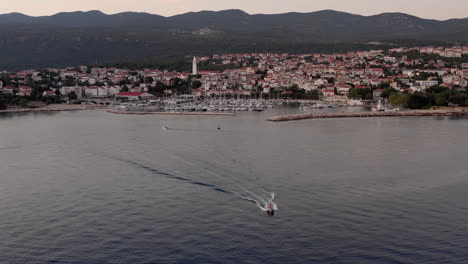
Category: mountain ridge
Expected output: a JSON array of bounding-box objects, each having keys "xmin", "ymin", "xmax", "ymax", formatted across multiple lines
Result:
[
  {"xmin": 0, "ymin": 9, "xmax": 466, "ymax": 71},
  {"xmin": 0, "ymin": 9, "xmax": 465, "ymax": 21}
]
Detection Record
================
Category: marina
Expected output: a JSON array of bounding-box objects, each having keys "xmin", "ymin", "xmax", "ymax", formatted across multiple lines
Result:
[
  {"xmin": 112, "ymin": 98, "xmax": 284, "ymax": 113},
  {"xmin": 107, "ymin": 110, "xmax": 236, "ymax": 116}
]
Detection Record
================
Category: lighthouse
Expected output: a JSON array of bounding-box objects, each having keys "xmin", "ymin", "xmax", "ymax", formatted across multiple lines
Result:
[{"xmin": 192, "ymin": 56, "xmax": 198, "ymax": 75}]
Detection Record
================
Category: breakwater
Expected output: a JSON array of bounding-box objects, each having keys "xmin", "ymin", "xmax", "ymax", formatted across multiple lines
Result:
[{"xmin": 267, "ymin": 110, "xmax": 468, "ymax": 122}]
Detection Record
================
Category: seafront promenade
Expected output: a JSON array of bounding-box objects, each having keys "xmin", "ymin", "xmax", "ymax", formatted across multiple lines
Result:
[
  {"xmin": 267, "ymin": 109, "xmax": 468, "ymax": 122},
  {"xmin": 0, "ymin": 104, "xmax": 106, "ymax": 114}
]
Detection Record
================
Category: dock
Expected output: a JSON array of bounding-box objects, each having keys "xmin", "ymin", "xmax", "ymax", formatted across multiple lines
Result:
[
  {"xmin": 267, "ymin": 110, "xmax": 468, "ymax": 122},
  {"xmin": 107, "ymin": 110, "xmax": 236, "ymax": 116}
]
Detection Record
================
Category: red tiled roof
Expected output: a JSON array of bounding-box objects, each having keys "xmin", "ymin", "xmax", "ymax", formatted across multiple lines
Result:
[{"xmin": 117, "ymin": 92, "xmax": 145, "ymax": 96}]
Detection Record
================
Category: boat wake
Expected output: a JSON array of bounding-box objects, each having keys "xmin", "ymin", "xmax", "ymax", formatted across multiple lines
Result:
[
  {"xmin": 239, "ymin": 192, "xmax": 278, "ymax": 212},
  {"xmin": 0, "ymin": 145, "xmax": 22, "ymax": 151},
  {"xmin": 105, "ymin": 154, "xmax": 277, "ymax": 213},
  {"xmin": 162, "ymin": 127, "xmax": 221, "ymax": 132}
]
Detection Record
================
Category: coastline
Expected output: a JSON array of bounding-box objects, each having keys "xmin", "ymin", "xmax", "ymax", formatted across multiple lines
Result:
[
  {"xmin": 0, "ymin": 104, "xmax": 108, "ymax": 114},
  {"xmin": 267, "ymin": 108, "xmax": 468, "ymax": 122}
]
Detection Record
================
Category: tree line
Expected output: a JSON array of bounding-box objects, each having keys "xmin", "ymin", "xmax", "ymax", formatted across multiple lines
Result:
[{"xmin": 388, "ymin": 87, "xmax": 468, "ymax": 109}]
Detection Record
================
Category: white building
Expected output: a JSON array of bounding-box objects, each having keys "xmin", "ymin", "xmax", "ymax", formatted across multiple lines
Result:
[
  {"xmin": 84, "ymin": 87, "xmax": 99, "ymax": 97},
  {"xmin": 60, "ymin": 86, "xmax": 84, "ymax": 98},
  {"xmin": 415, "ymin": 80, "xmax": 439, "ymax": 89},
  {"xmin": 108, "ymin": 86, "xmax": 120, "ymax": 96},
  {"xmin": 443, "ymin": 75, "xmax": 453, "ymax": 84}
]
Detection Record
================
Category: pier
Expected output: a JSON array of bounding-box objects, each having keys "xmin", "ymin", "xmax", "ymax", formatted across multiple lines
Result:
[{"xmin": 267, "ymin": 109, "xmax": 468, "ymax": 122}]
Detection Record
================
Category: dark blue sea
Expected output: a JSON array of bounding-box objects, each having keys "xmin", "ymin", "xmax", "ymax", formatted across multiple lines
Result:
[{"xmin": 1, "ymin": 107, "xmax": 468, "ymax": 263}]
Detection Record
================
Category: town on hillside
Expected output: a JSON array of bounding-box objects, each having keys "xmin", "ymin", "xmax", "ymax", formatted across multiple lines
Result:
[{"xmin": 1, "ymin": 45, "xmax": 468, "ymax": 110}]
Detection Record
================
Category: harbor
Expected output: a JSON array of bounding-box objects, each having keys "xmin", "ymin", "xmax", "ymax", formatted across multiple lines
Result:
[
  {"xmin": 267, "ymin": 109, "xmax": 468, "ymax": 122},
  {"xmin": 107, "ymin": 110, "xmax": 236, "ymax": 116},
  {"xmin": 110, "ymin": 98, "xmax": 284, "ymax": 114}
]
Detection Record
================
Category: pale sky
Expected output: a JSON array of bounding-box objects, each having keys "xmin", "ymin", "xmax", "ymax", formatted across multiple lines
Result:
[{"xmin": 0, "ymin": 0, "xmax": 466, "ymax": 20}]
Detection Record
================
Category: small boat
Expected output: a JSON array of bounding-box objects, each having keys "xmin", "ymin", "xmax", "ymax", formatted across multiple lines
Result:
[{"xmin": 266, "ymin": 203, "xmax": 274, "ymax": 216}]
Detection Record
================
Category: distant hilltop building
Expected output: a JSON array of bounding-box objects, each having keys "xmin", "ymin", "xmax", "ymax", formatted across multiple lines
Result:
[
  {"xmin": 192, "ymin": 27, "xmax": 223, "ymax": 36},
  {"xmin": 192, "ymin": 57, "xmax": 198, "ymax": 75}
]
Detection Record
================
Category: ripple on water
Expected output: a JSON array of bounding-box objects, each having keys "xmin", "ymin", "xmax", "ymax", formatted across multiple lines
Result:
[{"xmin": 1, "ymin": 111, "xmax": 468, "ymax": 263}]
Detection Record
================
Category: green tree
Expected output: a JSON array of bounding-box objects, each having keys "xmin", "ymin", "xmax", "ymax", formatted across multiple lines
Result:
[
  {"xmin": 306, "ymin": 90, "xmax": 320, "ymax": 100},
  {"xmin": 17, "ymin": 97, "xmax": 29, "ymax": 107},
  {"xmin": 192, "ymin": 80, "xmax": 202, "ymax": 89},
  {"xmin": 0, "ymin": 74, "xmax": 11, "ymax": 86},
  {"xmin": 68, "ymin": 91, "xmax": 78, "ymax": 100},
  {"xmin": 348, "ymin": 88, "xmax": 361, "ymax": 99},
  {"xmin": 176, "ymin": 84, "xmax": 190, "ymax": 94},
  {"xmin": 44, "ymin": 95, "xmax": 58, "ymax": 105},
  {"xmin": 119, "ymin": 79, "xmax": 131, "ymax": 85},
  {"xmin": 427, "ymin": 86, "xmax": 449, "ymax": 94},
  {"xmin": 410, "ymin": 93, "xmax": 432, "ymax": 109},
  {"xmin": 377, "ymin": 81, "xmax": 391, "ymax": 89},
  {"xmin": 144, "ymin": 77, "xmax": 154, "ymax": 84},
  {"xmin": 448, "ymin": 93, "xmax": 468, "ymax": 106},
  {"xmin": 389, "ymin": 93, "xmax": 402, "ymax": 107},
  {"xmin": 434, "ymin": 95, "xmax": 447, "ymax": 106},
  {"xmin": 380, "ymin": 88, "xmax": 397, "ymax": 98},
  {"xmin": 64, "ymin": 76, "xmax": 76, "ymax": 86},
  {"xmin": 0, "ymin": 94, "xmax": 7, "ymax": 110},
  {"xmin": 348, "ymin": 88, "xmax": 372, "ymax": 99}
]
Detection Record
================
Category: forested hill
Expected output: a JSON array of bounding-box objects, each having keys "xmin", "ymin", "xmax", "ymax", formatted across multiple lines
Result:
[{"xmin": 0, "ymin": 9, "xmax": 467, "ymax": 71}]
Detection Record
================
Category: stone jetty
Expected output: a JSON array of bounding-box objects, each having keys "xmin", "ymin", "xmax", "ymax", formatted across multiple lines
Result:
[{"xmin": 267, "ymin": 110, "xmax": 468, "ymax": 122}]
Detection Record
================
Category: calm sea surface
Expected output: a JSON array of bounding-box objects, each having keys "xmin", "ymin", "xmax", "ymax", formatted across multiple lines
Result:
[{"xmin": 1, "ymin": 106, "xmax": 468, "ymax": 264}]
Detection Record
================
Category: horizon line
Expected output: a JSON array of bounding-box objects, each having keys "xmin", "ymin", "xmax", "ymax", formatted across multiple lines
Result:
[{"xmin": 0, "ymin": 9, "xmax": 467, "ymax": 22}]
